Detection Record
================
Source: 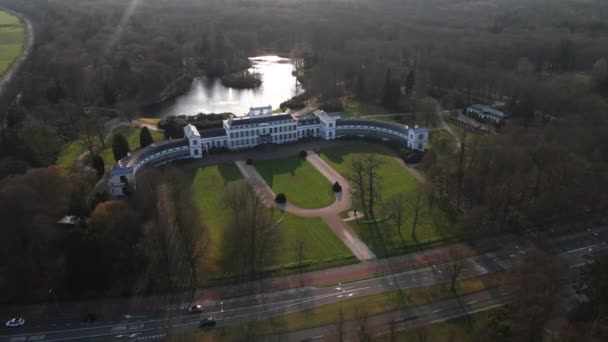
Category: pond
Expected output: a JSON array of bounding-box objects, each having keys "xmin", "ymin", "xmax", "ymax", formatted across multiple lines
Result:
[{"xmin": 156, "ymin": 55, "xmax": 303, "ymax": 117}]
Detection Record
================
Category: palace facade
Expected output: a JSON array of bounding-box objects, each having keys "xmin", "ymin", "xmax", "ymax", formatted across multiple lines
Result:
[{"xmin": 108, "ymin": 106, "xmax": 429, "ymax": 197}]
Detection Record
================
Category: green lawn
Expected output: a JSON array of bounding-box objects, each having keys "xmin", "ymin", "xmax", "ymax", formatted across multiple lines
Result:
[
  {"xmin": 319, "ymin": 142, "xmax": 459, "ymax": 257},
  {"xmin": 255, "ymin": 156, "xmax": 335, "ymax": 209},
  {"xmin": 99, "ymin": 126, "xmax": 164, "ymax": 163},
  {"xmin": 187, "ymin": 164, "xmax": 354, "ymax": 280},
  {"xmin": 56, "ymin": 126, "xmax": 165, "ymax": 168},
  {"xmin": 56, "ymin": 140, "xmax": 87, "ymax": 168},
  {"xmin": 341, "ymin": 99, "xmax": 391, "ymax": 118},
  {"xmin": 0, "ymin": 11, "xmax": 23, "ymax": 75}
]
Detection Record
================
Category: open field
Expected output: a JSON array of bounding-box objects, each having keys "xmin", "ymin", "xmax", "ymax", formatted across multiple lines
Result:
[
  {"xmin": 187, "ymin": 163, "xmax": 354, "ymax": 280},
  {"xmin": 319, "ymin": 142, "xmax": 459, "ymax": 256},
  {"xmin": 0, "ymin": 11, "xmax": 23, "ymax": 76},
  {"xmin": 255, "ymin": 156, "xmax": 335, "ymax": 209},
  {"xmin": 56, "ymin": 126, "xmax": 164, "ymax": 167}
]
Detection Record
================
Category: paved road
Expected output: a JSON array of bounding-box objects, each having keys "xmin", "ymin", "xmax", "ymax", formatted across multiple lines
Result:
[
  {"xmin": 264, "ymin": 288, "xmax": 509, "ymax": 341},
  {"xmin": 1, "ymin": 227, "xmax": 606, "ymax": 341}
]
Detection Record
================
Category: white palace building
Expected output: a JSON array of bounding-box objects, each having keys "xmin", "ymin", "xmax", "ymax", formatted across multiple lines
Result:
[{"xmin": 109, "ymin": 106, "xmax": 429, "ymax": 196}]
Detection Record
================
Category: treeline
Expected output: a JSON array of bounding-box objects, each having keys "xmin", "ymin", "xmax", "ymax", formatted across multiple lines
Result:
[
  {"xmin": 0, "ymin": 166, "xmax": 207, "ymax": 304},
  {"xmin": 158, "ymin": 113, "xmax": 230, "ymax": 139},
  {"xmin": 2, "ymin": 0, "xmax": 608, "ymax": 170}
]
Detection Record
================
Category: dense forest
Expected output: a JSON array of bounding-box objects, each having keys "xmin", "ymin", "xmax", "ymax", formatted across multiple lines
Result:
[{"xmin": 0, "ymin": 0, "xmax": 608, "ymax": 338}]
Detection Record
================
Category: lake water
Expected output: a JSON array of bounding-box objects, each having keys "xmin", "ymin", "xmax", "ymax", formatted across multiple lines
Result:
[{"xmin": 157, "ymin": 56, "xmax": 303, "ymax": 117}]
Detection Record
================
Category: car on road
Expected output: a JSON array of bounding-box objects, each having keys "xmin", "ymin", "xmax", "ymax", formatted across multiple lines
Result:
[
  {"xmin": 82, "ymin": 313, "xmax": 97, "ymax": 323},
  {"xmin": 5, "ymin": 318, "xmax": 25, "ymax": 328},
  {"xmin": 198, "ymin": 317, "xmax": 216, "ymax": 329},
  {"xmin": 188, "ymin": 305, "xmax": 203, "ymax": 313}
]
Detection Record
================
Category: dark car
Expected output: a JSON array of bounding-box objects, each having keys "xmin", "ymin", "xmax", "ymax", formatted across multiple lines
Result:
[
  {"xmin": 82, "ymin": 314, "xmax": 97, "ymax": 323},
  {"xmin": 188, "ymin": 305, "xmax": 203, "ymax": 314},
  {"xmin": 199, "ymin": 317, "xmax": 216, "ymax": 329}
]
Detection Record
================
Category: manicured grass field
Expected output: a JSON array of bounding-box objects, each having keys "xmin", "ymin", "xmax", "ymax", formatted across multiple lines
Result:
[
  {"xmin": 56, "ymin": 126, "xmax": 164, "ymax": 168},
  {"xmin": 0, "ymin": 11, "xmax": 24, "ymax": 75},
  {"xmin": 319, "ymin": 142, "xmax": 459, "ymax": 256},
  {"xmin": 187, "ymin": 164, "xmax": 354, "ymax": 279},
  {"xmin": 255, "ymin": 156, "xmax": 335, "ymax": 209},
  {"xmin": 341, "ymin": 99, "xmax": 391, "ymax": 118}
]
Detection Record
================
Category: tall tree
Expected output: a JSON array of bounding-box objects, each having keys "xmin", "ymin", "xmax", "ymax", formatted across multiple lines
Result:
[
  {"xmin": 91, "ymin": 155, "xmax": 105, "ymax": 179},
  {"xmin": 112, "ymin": 133, "xmax": 130, "ymax": 162},
  {"xmin": 386, "ymin": 193, "xmax": 408, "ymax": 248},
  {"xmin": 442, "ymin": 249, "xmax": 467, "ymax": 291},
  {"xmin": 139, "ymin": 126, "xmax": 154, "ymax": 148},
  {"xmin": 223, "ymin": 181, "xmax": 281, "ymax": 280},
  {"xmin": 409, "ymin": 189, "xmax": 423, "ymax": 241},
  {"xmin": 405, "ymin": 69, "xmax": 416, "ymax": 97}
]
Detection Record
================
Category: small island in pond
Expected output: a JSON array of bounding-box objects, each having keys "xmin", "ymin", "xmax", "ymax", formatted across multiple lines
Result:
[{"xmin": 221, "ymin": 70, "xmax": 262, "ymax": 89}]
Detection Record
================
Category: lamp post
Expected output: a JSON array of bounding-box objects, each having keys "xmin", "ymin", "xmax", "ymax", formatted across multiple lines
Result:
[
  {"xmin": 220, "ymin": 301, "xmax": 224, "ymax": 323},
  {"xmin": 49, "ymin": 289, "xmax": 61, "ymax": 314}
]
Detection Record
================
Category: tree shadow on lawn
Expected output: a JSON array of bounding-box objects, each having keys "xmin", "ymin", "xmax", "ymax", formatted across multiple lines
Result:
[
  {"xmin": 318, "ymin": 141, "xmax": 399, "ymax": 167},
  {"xmin": 255, "ymin": 156, "xmax": 306, "ymax": 188}
]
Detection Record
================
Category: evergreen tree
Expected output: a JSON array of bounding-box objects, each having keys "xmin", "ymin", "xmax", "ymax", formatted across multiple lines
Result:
[
  {"xmin": 405, "ymin": 69, "xmax": 416, "ymax": 96},
  {"xmin": 139, "ymin": 126, "xmax": 154, "ymax": 148},
  {"xmin": 382, "ymin": 68, "xmax": 401, "ymax": 110},
  {"xmin": 112, "ymin": 133, "xmax": 130, "ymax": 162},
  {"xmin": 92, "ymin": 155, "xmax": 105, "ymax": 179},
  {"xmin": 382, "ymin": 68, "xmax": 394, "ymax": 108},
  {"xmin": 356, "ymin": 67, "xmax": 367, "ymax": 100}
]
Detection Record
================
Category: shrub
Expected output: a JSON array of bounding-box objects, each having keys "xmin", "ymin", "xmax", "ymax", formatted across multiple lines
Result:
[
  {"xmin": 400, "ymin": 148, "xmax": 424, "ymax": 164},
  {"xmin": 246, "ymin": 158, "xmax": 253, "ymax": 165},
  {"xmin": 91, "ymin": 155, "xmax": 105, "ymax": 179},
  {"xmin": 299, "ymin": 150, "xmax": 308, "ymax": 158},
  {"xmin": 111, "ymin": 133, "xmax": 130, "ymax": 162},
  {"xmin": 333, "ymin": 181, "xmax": 342, "ymax": 193},
  {"xmin": 139, "ymin": 126, "xmax": 154, "ymax": 148},
  {"xmin": 275, "ymin": 193, "xmax": 287, "ymax": 204}
]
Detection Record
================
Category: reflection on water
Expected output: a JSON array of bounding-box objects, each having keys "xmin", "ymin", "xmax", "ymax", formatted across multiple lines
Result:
[{"xmin": 160, "ymin": 56, "xmax": 303, "ymax": 117}]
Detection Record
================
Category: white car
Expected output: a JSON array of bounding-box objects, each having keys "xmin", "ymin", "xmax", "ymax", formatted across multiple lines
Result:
[
  {"xmin": 188, "ymin": 305, "xmax": 203, "ymax": 313},
  {"xmin": 5, "ymin": 317, "xmax": 25, "ymax": 328}
]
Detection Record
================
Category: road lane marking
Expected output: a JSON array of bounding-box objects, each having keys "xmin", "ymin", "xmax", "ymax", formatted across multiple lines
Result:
[
  {"xmin": 432, "ymin": 309, "xmax": 442, "ymax": 313},
  {"xmin": 466, "ymin": 300, "xmax": 478, "ymax": 304}
]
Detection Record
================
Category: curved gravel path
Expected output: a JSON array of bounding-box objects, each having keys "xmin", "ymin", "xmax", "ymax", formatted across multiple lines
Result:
[{"xmin": 235, "ymin": 150, "xmax": 376, "ymax": 261}]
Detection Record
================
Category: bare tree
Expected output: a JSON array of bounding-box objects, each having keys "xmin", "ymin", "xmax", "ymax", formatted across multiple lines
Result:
[
  {"xmin": 362, "ymin": 155, "xmax": 384, "ymax": 220},
  {"xmin": 442, "ymin": 249, "xmax": 467, "ymax": 292},
  {"xmin": 78, "ymin": 120, "xmax": 102, "ymax": 158},
  {"xmin": 386, "ymin": 193, "xmax": 408, "ymax": 247},
  {"xmin": 223, "ymin": 181, "xmax": 281, "ymax": 280},
  {"xmin": 333, "ymin": 305, "xmax": 345, "ymax": 342},
  {"xmin": 348, "ymin": 158, "xmax": 368, "ymax": 216},
  {"xmin": 409, "ymin": 189, "xmax": 424, "ymax": 241},
  {"xmin": 294, "ymin": 236, "xmax": 308, "ymax": 279},
  {"xmin": 355, "ymin": 305, "xmax": 370, "ymax": 342}
]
